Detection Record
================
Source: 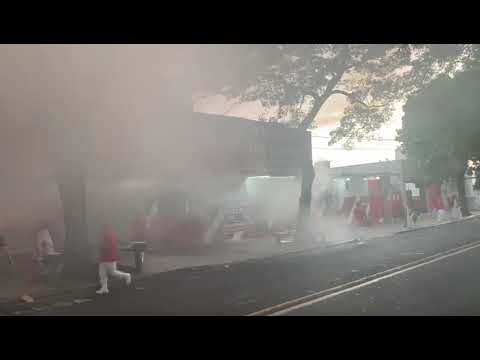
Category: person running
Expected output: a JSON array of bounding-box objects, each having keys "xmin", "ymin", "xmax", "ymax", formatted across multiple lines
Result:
[{"xmin": 96, "ymin": 224, "xmax": 131, "ymax": 295}]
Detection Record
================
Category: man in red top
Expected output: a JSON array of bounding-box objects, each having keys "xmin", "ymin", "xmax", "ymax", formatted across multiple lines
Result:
[{"xmin": 96, "ymin": 224, "xmax": 132, "ymax": 295}]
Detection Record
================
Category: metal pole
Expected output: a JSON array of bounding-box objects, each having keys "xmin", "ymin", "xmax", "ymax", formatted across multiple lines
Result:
[{"xmin": 400, "ymin": 159, "xmax": 411, "ymax": 228}]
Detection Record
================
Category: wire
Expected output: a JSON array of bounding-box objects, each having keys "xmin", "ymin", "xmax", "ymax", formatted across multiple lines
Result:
[
  {"xmin": 311, "ymin": 135, "xmax": 399, "ymax": 141},
  {"xmin": 312, "ymin": 147, "xmax": 396, "ymax": 151}
]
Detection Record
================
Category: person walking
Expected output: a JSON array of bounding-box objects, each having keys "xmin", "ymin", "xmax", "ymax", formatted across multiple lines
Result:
[
  {"xmin": 96, "ymin": 224, "xmax": 131, "ymax": 295},
  {"xmin": 0, "ymin": 235, "xmax": 13, "ymax": 271},
  {"xmin": 35, "ymin": 223, "xmax": 55, "ymax": 259},
  {"xmin": 35, "ymin": 223, "xmax": 62, "ymax": 277}
]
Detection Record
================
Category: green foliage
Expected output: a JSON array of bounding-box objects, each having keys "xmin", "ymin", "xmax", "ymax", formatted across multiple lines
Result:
[
  {"xmin": 399, "ymin": 67, "xmax": 480, "ymax": 183},
  {"xmin": 198, "ymin": 44, "xmax": 476, "ymax": 146}
]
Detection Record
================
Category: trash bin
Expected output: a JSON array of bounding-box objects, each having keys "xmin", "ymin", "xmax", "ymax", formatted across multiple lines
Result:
[{"xmin": 130, "ymin": 242, "xmax": 147, "ymax": 274}]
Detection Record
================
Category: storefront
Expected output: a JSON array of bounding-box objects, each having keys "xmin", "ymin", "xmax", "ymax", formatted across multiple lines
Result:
[
  {"xmin": 97, "ymin": 113, "xmax": 312, "ymax": 253},
  {"xmin": 323, "ymin": 160, "xmax": 426, "ymax": 225}
]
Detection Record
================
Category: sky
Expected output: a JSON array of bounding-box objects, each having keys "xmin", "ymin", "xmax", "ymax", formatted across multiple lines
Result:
[{"xmin": 195, "ymin": 93, "xmax": 403, "ymax": 168}]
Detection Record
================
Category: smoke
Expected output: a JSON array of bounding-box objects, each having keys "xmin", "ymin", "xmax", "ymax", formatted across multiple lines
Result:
[
  {"xmin": 308, "ymin": 160, "xmax": 361, "ymax": 245},
  {"xmin": 0, "ymin": 45, "xmax": 200, "ymax": 252},
  {"xmin": 0, "ymin": 45, "xmax": 322, "ymax": 257},
  {"xmin": 245, "ymin": 177, "xmax": 300, "ymax": 229},
  {"xmin": 308, "ymin": 213, "xmax": 358, "ymax": 245}
]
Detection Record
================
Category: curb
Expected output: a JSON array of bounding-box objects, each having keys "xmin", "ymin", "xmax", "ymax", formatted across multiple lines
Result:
[
  {"xmin": 394, "ymin": 214, "xmax": 480, "ymax": 235},
  {"xmin": 135, "ymin": 242, "xmax": 329, "ymax": 277}
]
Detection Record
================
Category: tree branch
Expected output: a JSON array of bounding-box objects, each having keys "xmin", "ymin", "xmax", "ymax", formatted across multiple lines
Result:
[
  {"xmin": 331, "ymin": 89, "xmax": 387, "ymax": 108},
  {"xmin": 298, "ymin": 45, "xmax": 350, "ymax": 130}
]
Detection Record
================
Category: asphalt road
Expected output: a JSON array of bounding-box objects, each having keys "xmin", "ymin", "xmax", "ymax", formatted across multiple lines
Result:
[
  {"xmin": 282, "ymin": 243, "xmax": 480, "ymax": 316},
  {"xmin": 4, "ymin": 218, "xmax": 480, "ymax": 316}
]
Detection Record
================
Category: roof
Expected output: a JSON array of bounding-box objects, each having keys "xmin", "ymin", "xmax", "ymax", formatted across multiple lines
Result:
[
  {"xmin": 191, "ymin": 112, "xmax": 310, "ymax": 177},
  {"xmin": 329, "ymin": 160, "xmax": 402, "ymax": 178},
  {"xmin": 193, "ymin": 112, "xmax": 303, "ymax": 131}
]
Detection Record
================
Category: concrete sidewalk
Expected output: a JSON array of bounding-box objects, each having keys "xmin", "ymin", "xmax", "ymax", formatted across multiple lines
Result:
[
  {"xmin": 120, "ymin": 210, "xmax": 480, "ymax": 276},
  {"xmin": 2, "ymin": 210, "xmax": 479, "ymax": 306},
  {"xmin": 130, "ymin": 236, "xmax": 325, "ymax": 275}
]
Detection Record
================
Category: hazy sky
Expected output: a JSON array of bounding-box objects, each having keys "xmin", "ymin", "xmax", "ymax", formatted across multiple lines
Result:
[
  {"xmin": 0, "ymin": 44, "xmax": 401, "ymax": 175},
  {"xmin": 195, "ymin": 93, "xmax": 402, "ymax": 168}
]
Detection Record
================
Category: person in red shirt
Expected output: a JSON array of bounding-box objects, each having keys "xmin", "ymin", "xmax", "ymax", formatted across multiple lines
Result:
[
  {"xmin": 132, "ymin": 214, "xmax": 148, "ymax": 243},
  {"xmin": 353, "ymin": 200, "xmax": 367, "ymax": 226},
  {"xmin": 96, "ymin": 224, "xmax": 131, "ymax": 295}
]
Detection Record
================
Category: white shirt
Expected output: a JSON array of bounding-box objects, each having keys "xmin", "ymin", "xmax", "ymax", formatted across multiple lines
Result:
[
  {"xmin": 36, "ymin": 228, "xmax": 55, "ymax": 257},
  {"xmin": 146, "ymin": 203, "xmax": 158, "ymax": 229}
]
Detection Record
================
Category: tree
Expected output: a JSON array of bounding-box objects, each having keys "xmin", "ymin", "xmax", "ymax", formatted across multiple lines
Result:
[
  {"xmin": 399, "ymin": 68, "xmax": 480, "ymax": 216},
  {"xmin": 200, "ymin": 45, "xmax": 474, "ymax": 142},
  {"xmin": 196, "ymin": 44, "xmax": 477, "ymax": 232}
]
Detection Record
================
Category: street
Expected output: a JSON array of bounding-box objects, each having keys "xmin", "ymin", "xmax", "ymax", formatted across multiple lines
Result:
[
  {"xmin": 280, "ymin": 242, "xmax": 480, "ymax": 316},
  {"xmin": 3, "ymin": 218, "xmax": 480, "ymax": 316}
]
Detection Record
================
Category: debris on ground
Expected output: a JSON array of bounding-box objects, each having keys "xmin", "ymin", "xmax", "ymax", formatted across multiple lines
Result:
[
  {"xmin": 233, "ymin": 231, "xmax": 244, "ymax": 241},
  {"xmin": 273, "ymin": 226, "xmax": 297, "ymax": 244},
  {"xmin": 233, "ymin": 249, "xmax": 248, "ymax": 254},
  {"xmin": 53, "ymin": 301, "xmax": 73, "ymax": 307},
  {"xmin": 21, "ymin": 294, "xmax": 34, "ymax": 303},
  {"xmin": 237, "ymin": 298, "xmax": 258, "ymax": 305},
  {"xmin": 73, "ymin": 298, "xmax": 93, "ymax": 304},
  {"xmin": 13, "ymin": 310, "xmax": 32, "ymax": 315}
]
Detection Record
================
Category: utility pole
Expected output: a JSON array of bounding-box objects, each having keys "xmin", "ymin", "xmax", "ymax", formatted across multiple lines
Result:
[{"xmin": 399, "ymin": 158, "xmax": 412, "ymax": 228}]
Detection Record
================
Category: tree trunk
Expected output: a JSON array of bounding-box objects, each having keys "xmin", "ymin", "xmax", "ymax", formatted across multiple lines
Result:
[
  {"xmin": 58, "ymin": 175, "xmax": 95, "ymax": 280},
  {"xmin": 296, "ymin": 162, "xmax": 315, "ymax": 238},
  {"xmin": 295, "ymin": 132, "xmax": 315, "ymax": 241},
  {"xmin": 419, "ymin": 180, "xmax": 427, "ymax": 212},
  {"xmin": 456, "ymin": 169, "xmax": 471, "ymax": 217},
  {"xmin": 298, "ymin": 97, "xmax": 323, "ymax": 131},
  {"xmin": 298, "ymin": 47, "xmax": 349, "ymax": 131}
]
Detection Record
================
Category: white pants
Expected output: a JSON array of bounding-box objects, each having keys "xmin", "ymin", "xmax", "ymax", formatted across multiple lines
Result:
[
  {"xmin": 98, "ymin": 262, "xmax": 130, "ymax": 290},
  {"xmin": 437, "ymin": 209, "xmax": 449, "ymax": 222}
]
